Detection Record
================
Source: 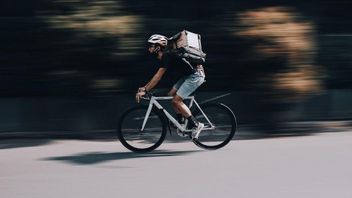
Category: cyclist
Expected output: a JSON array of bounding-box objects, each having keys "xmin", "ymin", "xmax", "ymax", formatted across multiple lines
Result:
[{"xmin": 136, "ymin": 34, "xmax": 205, "ymax": 139}]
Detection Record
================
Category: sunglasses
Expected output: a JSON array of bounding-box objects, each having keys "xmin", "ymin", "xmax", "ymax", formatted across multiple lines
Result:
[{"xmin": 147, "ymin": 43, "xmax": 158, "ymax": 48}]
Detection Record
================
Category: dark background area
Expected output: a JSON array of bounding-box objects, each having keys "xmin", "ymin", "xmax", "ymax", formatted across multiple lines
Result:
[{"xmin": 0, "ymin": 0, "xmax": 351, "ymax": 133}]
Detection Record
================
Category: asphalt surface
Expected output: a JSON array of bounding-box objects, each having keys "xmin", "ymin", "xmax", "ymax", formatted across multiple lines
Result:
[{"xmin": 1, "ymin": 129, "xmax": 352, "ymax": 198}]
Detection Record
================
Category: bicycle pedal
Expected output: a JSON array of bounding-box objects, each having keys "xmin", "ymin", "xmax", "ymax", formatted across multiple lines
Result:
[{"xmin": 176, "ymin": 129, "xmax": 189, "ymax": 137}]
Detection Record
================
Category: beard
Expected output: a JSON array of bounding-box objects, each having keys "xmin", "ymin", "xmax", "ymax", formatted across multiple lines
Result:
[{"xmin": 148, "ymin": 49, "xmax": 159, "ymax": 58}]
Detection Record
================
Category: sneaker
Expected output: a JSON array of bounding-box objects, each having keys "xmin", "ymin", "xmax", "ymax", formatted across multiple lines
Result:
[{"xmin": 191, "ymin": 122, "xmax": 204, "ymax": 140}]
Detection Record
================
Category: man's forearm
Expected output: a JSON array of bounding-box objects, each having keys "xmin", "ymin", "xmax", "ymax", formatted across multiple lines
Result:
[
  {"xmin": 142, "ymin": 68, "xmax": 166, "ymax": 92},
  {"xmin": 144, "ymin": 76, "xmax": 161, "ymax": 91}
]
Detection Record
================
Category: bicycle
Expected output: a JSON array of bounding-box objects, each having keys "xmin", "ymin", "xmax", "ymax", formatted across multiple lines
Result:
[{"xmin": 117, "ymin": 92, "xmax": 237, "ymax": 153}]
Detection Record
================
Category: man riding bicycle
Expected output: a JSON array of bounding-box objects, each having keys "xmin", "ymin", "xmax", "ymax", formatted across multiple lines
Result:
[{"xmin": 136, "ymin": 34, "xmax": 206, "ymax": 139}]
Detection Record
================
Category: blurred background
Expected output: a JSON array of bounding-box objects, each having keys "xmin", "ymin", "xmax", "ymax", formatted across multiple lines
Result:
[{"xmin": 0, "ymin": 0, "xmax": 351, "ymax": 135}]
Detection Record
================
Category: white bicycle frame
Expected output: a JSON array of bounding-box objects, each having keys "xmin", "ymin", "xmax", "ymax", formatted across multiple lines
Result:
[{"xmin": 141, "ymin": 96, "xmax": 215, "ymax": 132}]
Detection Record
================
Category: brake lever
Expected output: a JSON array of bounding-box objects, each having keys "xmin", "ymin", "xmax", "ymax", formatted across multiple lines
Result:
[{"xmin": 140, "ymin": 91, "xmax": 153, "ymax": 101}]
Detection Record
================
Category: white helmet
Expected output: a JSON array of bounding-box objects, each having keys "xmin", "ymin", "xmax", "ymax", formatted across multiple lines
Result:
[{"xmin": 147, "ymin": 34, "xmax": 168, "ymax": 46}]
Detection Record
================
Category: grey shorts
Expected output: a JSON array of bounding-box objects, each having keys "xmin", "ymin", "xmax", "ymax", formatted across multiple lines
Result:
[{"xmin": 173, "ymin": 69, "xmax": 205, "ymax": 99}]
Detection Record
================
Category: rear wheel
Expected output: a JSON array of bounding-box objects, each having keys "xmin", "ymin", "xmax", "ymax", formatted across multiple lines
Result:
[
  {"xmin": 192, "ymin": 103, "xmax": 237, "ymax": 149},
  {"xmin": 117, "ymin": 105, "xmax": 166, "ymax": 153}
]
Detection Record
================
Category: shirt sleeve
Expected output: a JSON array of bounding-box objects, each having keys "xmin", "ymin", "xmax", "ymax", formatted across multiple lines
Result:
[{"xmin": 159, "ymin": 53, "xmax": 170, "ymax": 69}]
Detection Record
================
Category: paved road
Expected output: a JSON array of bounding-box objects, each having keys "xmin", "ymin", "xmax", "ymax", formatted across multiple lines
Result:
[{"xmin": 1, "ymin": 131, "xmax": 352, "ymax": 198}]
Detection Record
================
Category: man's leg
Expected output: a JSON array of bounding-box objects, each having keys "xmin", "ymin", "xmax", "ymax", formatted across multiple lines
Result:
[
  {"xmin": 171, "ymin": 73, "xmax": 205, "ymax": 120},
  {"xmin": 169, "ymin": 88, "xmax": 185, "ymax": 124},
  {"xmin": 168, "ymin": 88, "xmax": 181, "ymax": 114},
  {"xmin": 171, "ymin": 94, "xmax": 192, "ymax": 118},
  {"xmin": 172, "ymin": 73, "xmax": 205, "ymax": 139},
  {"xmin": 172, "ymin": 94, "xmax": 204, "ymax": 139}
]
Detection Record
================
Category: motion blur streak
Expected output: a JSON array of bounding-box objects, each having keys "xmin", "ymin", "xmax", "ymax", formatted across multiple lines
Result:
[
  {"xmin": 0, "ymin": 1, "xmax": 352, "ymax": 132},
  {"xmin": 235, "ymin": 7, "xmax": 323, "ymax": 102},
  {"xmin": 42, "ymin": 0, "xmax": 144, "ymax": 57}
]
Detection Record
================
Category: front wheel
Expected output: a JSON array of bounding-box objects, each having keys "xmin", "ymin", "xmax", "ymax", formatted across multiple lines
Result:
[
  {"xmin": 117, "ymin": 105, "xmax": 166, "ymax": 153},
  {"xmin": 192, "ymin": 103, "xmax": 237, "ymax": 149}
]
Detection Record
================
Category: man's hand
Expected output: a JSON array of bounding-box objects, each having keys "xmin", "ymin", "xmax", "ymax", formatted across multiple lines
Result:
[
  {"xmin": 136, "ymin": 89, "xmax": 146, "ymax": 103},
  {"xmin": 135, "ymin": 68, "xmax": 165, "ymax": 103},
  {"xmin": 138, "ymin": 87, "xmax": 146, "ymax": 92}
]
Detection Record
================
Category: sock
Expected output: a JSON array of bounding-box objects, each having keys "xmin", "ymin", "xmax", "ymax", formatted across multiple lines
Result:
[
  {"xmin": 187, "ymin": 115, "xmax": 198, "ymax": 128},
  {"xmin": 176, "ymin": 113, "xmax": 184, "ymax": 124}
]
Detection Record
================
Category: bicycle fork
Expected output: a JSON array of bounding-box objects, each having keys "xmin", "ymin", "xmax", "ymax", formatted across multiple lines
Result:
[
  {"xmin": 140, "ymin": 101, "xmax": 154, "ymax": 132},
  {"xmin": 140, "ymin": 99, "xmax": 173, "ymax": 135}
]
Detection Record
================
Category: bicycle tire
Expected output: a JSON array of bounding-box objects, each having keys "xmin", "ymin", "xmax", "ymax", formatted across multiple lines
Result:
[
  {"xmin": 117, "ymin": 105, "xmax": 167, "ymax": 153},
  {"xmin": 192, "ymin": 103, "xmax": 237, "ymax": 149}
]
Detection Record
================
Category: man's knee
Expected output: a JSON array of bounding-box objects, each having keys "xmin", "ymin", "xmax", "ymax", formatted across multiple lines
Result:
[
  {"xmin": 168, "ymin": 88, "xmax": 177, "ymax": 96},
  {"xmin": 172, "ymin": 95, "xmax": 183, "ymax": 105}
]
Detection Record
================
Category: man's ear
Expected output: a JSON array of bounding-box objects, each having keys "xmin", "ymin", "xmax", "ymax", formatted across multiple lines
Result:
[{"xmin": 155, "ymin": 45, "xmax": 161, "ymax": 51}]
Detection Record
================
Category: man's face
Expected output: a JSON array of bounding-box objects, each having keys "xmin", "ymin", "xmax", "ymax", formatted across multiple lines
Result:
[
  {"xmin": 148, "ymin": 43, "xmax": 160, "ymax": 55},
  {"xmin": 147, "ymin": 43, "xmax": 157, "ymax": 54}
]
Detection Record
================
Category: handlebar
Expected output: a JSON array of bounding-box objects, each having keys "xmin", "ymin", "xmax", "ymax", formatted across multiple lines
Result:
[{"xmin": 140, "ymin": 90, "xmax": 153, "ymax": 101}]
